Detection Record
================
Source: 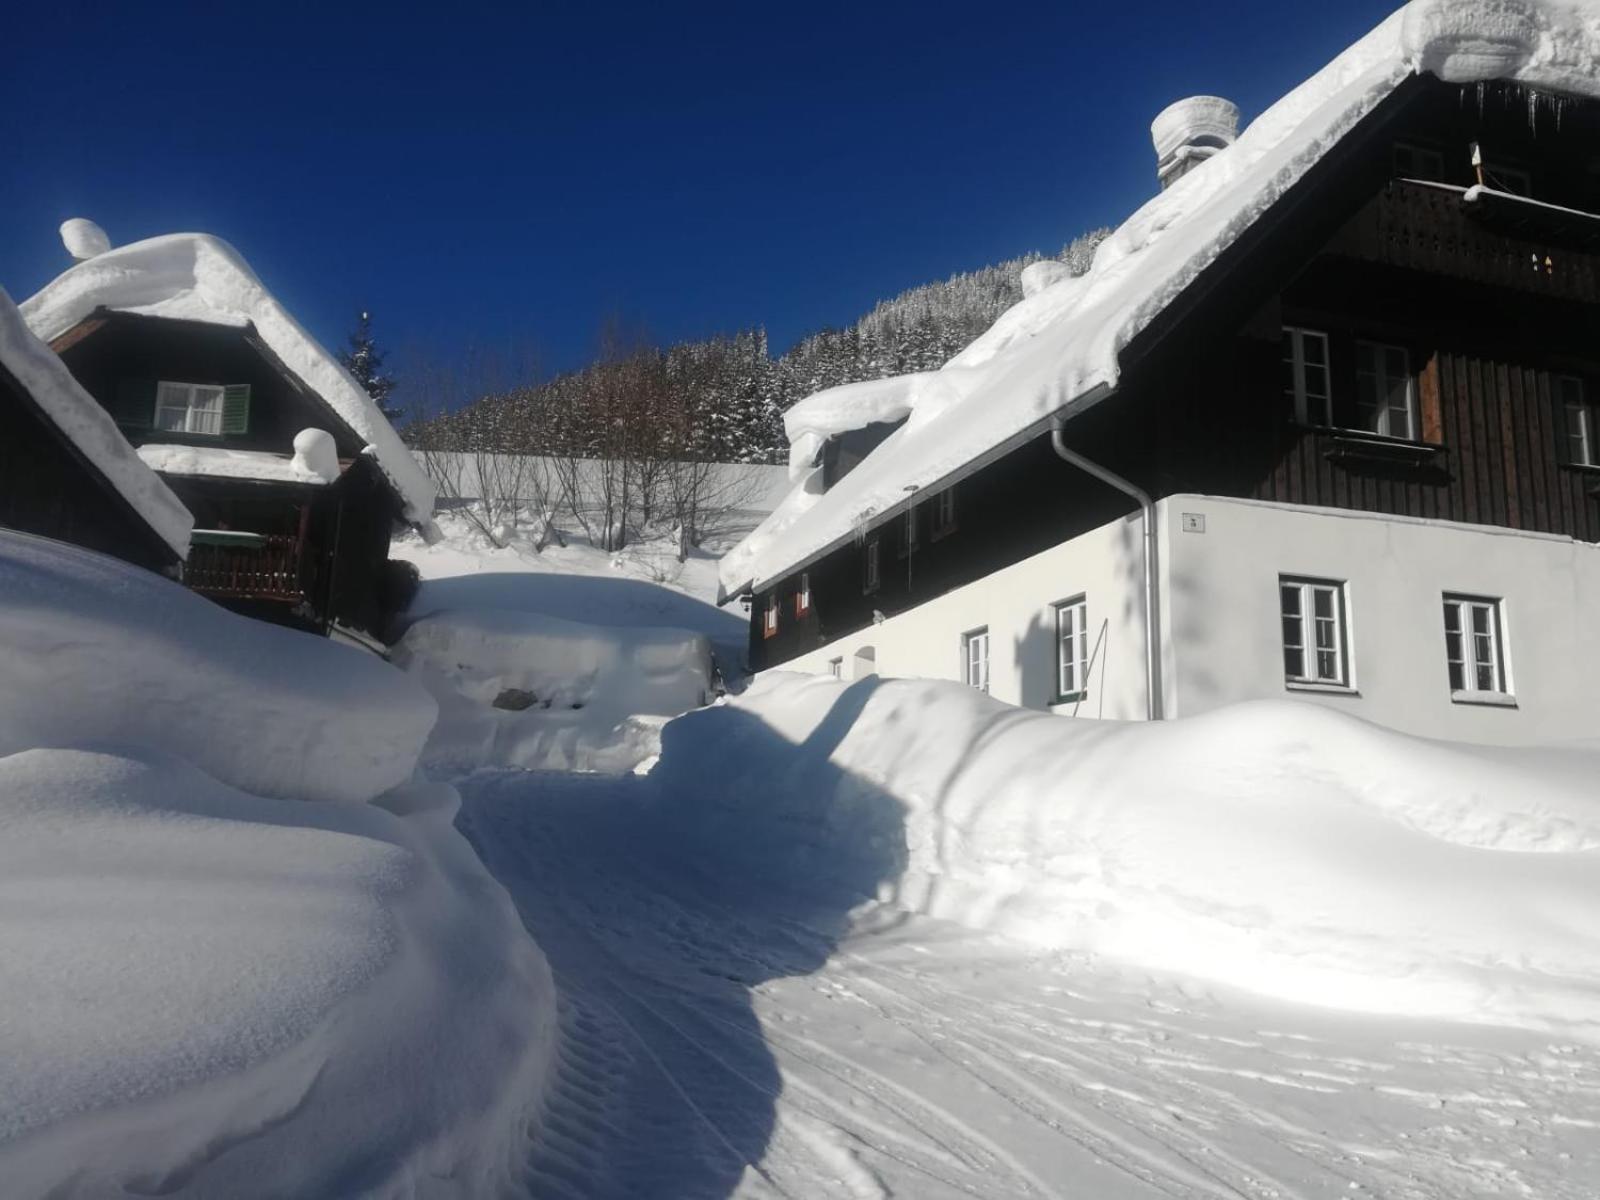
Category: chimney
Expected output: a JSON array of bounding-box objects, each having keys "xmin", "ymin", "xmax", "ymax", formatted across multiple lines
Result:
[{"xmin": 1151, "ymin": 96, "xmax": 1240, "ymax": 189}]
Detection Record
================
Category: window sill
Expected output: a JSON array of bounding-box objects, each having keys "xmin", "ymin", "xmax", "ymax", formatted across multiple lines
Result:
[
  {"xmin": 1451, "ymin": 690, "xmax": 1517, "ymax": 708},
  {"xmin": 1310, "ymin": 429, "xmax": 1446, "ymax": 469},
  {"xmin": 1285, "ymin": 680, "xmax": 1361, "ymax": 697},
  {"xmin": 1050, "ymin": 693, "xmax": 1089, "ymax": 713}
]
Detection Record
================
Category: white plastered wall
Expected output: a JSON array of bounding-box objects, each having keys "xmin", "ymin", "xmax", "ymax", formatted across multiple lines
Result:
[{"xmin": 1163, "ymin": 495, "xmax": 1600, "ymax": 745}]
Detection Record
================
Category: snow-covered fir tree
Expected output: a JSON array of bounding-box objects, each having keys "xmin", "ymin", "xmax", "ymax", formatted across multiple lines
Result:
[{"xmin": 339, "ymin": 310, "xmax": 400, "ymax": 421}]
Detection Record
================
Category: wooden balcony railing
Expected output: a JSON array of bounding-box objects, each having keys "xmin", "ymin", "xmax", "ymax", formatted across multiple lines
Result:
[
  {"xmin": 1330, "ymin": 179, "xmax": 1600, "ymax": 303},
  {"xmin": 184, "ymin": 532, "xmax": 309, "ymax": 602}
]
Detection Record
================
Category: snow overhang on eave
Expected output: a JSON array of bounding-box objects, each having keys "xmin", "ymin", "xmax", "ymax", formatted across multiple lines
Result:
[{"xmin": 741, "ymin": 381, "xmax": 1116, "ymax": 598}]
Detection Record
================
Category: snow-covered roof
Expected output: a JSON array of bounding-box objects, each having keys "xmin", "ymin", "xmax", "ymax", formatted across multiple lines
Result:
[
  {"xmin": 137, "ymin": 443, "xmax": 339, "ymax": 487},
  {"xmin": 20, "ymin": 233, "xmax": 436, "ymax": 525},
  {"xmin": 720, "ymin": 0, "xmax": 1600, "ymax": 599},
  {"xmin": 0, "ymin": 287, "xmax": 192, "ymax": 561}
]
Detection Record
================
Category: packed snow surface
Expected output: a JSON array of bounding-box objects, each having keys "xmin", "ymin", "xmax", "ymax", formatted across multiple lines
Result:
[
  {"xmin": 20, "ymin": 232, "xmax": 435, "ymax": 523},
  {"xmin": 0, "ymin": 532, "xmax": 557, "ymax": 1197},
  {"xmin": 659, "ymin": 673, "xmax": 1600, "ymax": 1038},
  {"xmin": 396, "ymin": 606, "xmax": 711, "ymax": 773},
  {"xmin": 720, "ymin": 0, "xmax": 1600, "ymax": 596},
  {"xmin": 58, "ymin": 217, "xmax": 111, "ymax": 261},
  {"xmin": 0, "ymin": 288, "xmax": 191, "ymax": 559},
  {"xmin": 0, "ymin": 531, "xmax": 435, "ymax": 803},
  {"xmin": 137, "ymin": 441, "xmax": 339, "ymax": 485}
]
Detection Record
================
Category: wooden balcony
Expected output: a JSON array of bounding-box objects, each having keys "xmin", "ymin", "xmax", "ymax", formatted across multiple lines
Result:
[
  {"xmin": 1329, "ymin": 179, "xmax": 1600, "ymax": 304},
  {"xmin": 184, "ymin": 531, "xmax": 309, "ymax": 602}
]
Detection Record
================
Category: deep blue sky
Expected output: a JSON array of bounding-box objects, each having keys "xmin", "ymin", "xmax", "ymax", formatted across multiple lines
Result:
[{"xmin": 3, "ymin": 1, "xmax": 1398, "ymax": 384}]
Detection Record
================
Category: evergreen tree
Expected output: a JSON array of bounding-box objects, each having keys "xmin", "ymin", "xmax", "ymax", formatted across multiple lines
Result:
[{"xmin": 339, "ymin": 310, "xmax": 400, "ymax": 421}]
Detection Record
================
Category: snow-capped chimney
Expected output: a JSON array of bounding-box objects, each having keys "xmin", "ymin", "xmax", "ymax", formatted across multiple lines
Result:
[{"xmin": 1151, "ymin": 96, "xmax": 1240, "ymax": 189}]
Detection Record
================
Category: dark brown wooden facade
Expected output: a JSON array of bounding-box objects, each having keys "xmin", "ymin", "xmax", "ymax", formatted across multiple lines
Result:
[
  {"xmin": 0, "ymin": 359, "xmax": 180, "ymax": 574},
  {"xmin": 50, "ymin": 312, "xmax": 414, "ymax": 637},
  {"xmin": 752, "ymin": 76, "xmax": 1600, "ymax": 670}
]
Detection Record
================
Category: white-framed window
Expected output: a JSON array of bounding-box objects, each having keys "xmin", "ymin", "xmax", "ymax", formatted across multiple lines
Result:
[
  {"xmin": 931, "ymin": 487, "xmax": 957, "ymax": 539},
  {"xmin": 863, "ymin": 540, "xmax": 881, "ymax": 594},
  {"xmin": 1280, "ymin": 576, "xmax": 1349, "ymax": 687},
  {"xmin": 1355, "ymin": 341, "xmax": 1416, "ymax": 439},
  {"xmin": 1283, "ymin": 327, "xmax": 1332, "ymax": 426},
  {"xmin": 763, "ymin": 592, "xmax": 779, "ymax": 638},
  {"xmin": 155, "ymin": 380, "xmax": 226, "ymax": 436},
  {"xmin": 962, "ymin": 627, "xmax": 990, "ymax": 694},
  {"xmin": 828, "ymin": 657, "xmax": 843, "ymax": 679},
  {"xmin": 1054, "ymin": 596, "xmax": 1089, "ymax": 701},
  {"xmin": 1393, "ymin": 142, "xmax": 1446, "ymax": 182},
  {"xmin": 1443, "ymin": 594, "xmax": 1510, "ymax": 698},
  {"xmin": 796, "ymin": 572, "xmax": 812, "ymax": 617},
  {"xmin": 1561, "ymin": 376, "xmax": 1594, "ymax": 466}
]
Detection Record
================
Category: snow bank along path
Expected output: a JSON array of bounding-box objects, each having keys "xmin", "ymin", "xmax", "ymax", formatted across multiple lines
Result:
[
  {"xmin": 721, "ymin": 0, "xmax": 1600, "ymax": 597},
  {"xmin": 20, "ymin": 230, "xmax": 436, "ymax": 525},
  {"xmin": 0, "ymin": 532, "xmax": 557, "ymax": 1197},
  {"xmin": 657, "ymin": 673, "xmax": 1600, "ymax": 1038}
]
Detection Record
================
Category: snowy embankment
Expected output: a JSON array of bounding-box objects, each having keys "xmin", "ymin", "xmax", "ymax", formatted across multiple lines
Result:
[
  {"xmin": 0, "ymin": 532, "xmax": 556, "ymax": 1198},
  {"xmin": 657, "ymin": 672, "xmax": 1600, "ymax": 1038}
]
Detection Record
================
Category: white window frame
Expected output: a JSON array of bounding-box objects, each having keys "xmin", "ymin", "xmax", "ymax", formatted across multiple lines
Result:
[
  {"xmin": 796, "ymin": 571, "xmax": 812, "ymax": 617},
  {"xmin": 1443, "ymin": 594, "xmax": 1512, "ymax": 703},
  {"xmin": 1355, "ymin": 340, "xmax": 1417, "ymax": 440},
  {"xmin": 763, "ymin": 593, "xmax": 779, "ymax": 638},
  {"xmin": 155, "ymin": 380, "xmax": 226, "ymax": 436},
  {"xmin": 931, "ymin": 487, "xmax": 957, "ymax": 539},
  {"xmin": 1053, "ymin": 596, "xmax": 1089, "ymax": 702},
  {"xmin": 1280, "ymin": 576, "xmax": 1351, "ymax": 689},
  {"xmin": 863, "ymin": 540, "xmax": 881, "ymax": 594},
  {"xmin": 962, "ymin": 627, "xmax": 990, "ymax": 694},
  {"xmin": 1560, "ymin": 376, "xmax": 1594, "ymax": 467},
  {"xmin": 1283, "ymin": 327, "xmax": 1332, "ymax": 427}
]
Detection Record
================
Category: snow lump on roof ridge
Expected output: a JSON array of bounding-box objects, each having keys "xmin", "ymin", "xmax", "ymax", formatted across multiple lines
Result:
[
  {"xmin": 0, "ymin": 287, "xmax": 192, "ymax": 560},
  {"xmin": 19, "ymin": 232, "xmax": 436, "ymax": 525}
]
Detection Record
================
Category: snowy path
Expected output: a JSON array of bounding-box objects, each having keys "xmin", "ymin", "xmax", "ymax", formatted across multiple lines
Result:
[{"xmin": 461, "ymin": 771, "xmax": 1600, "ymax": 1200}]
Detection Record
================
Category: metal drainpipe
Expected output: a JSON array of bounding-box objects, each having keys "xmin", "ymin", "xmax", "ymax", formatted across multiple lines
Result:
[{"xmin": 1049, "ymin": 424, "xmax": 1165, "ymax": 721}]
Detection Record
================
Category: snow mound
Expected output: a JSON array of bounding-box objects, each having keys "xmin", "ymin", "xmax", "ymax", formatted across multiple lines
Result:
[
  {"xmin": 396, "ymin": 607, "xmax": 712, "ymax": 773},
  {"xmin": 0, "ymin": 289, "xmax": 191, "ymax": 560},
  {"xmin": 19, "ymin": 232, "xmax": 435, "ymax": 524},
  {"xmin": 0, "ymin": 531, "xmax": 436, "ymax": 803},
  {"xmin": 657, "ymin": 673, "xmax": 1600, "ymax": 1036},
  {"xmin": 720, "ymin": 0, "xmax": 1600, "ymax": 597},
  {"xmin": 137, "ymin": 441, "xmax": 339, "ymax": 485},
  {"xmin": 0, "ymin": 749, "xmax": 556, "ymax": 1198},
  {"xmin": 58, "ymin": 218, "xmax": 110, "ymax": 261}
]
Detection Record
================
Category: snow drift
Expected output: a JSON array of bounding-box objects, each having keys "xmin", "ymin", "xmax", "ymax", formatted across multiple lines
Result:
[
  {"xmin": 396, "ymin": 607, "xmax": 712, "ymax": 773},
  {"xmin": 0, "ymin": 531, "xmax": 436, "ymax": 804},
  {"xmin": 0, "ymin": 532, "xmax": 557, "ymax": 1197},
  {"xmin": 656, "ymin": 672, "xmax": 1600, "ymax": 1037}
]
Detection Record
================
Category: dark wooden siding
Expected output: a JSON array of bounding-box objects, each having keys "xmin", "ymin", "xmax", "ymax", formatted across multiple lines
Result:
[{"xmin": 0, "ymin": 365, "xmax": 177, "ymax": 572}]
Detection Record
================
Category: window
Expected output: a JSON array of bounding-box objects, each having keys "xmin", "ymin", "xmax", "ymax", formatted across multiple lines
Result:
[
  {"xmin": 962, "ymin": 628, "xmax": 990, "ymax": 693},
  {"xmin": 155, "ymin": 380, "xmax": 226, "ymax": 436},
  {"xmin": 1054, "ymin": 596, "xmax": 1089, "ymax": 701},
  {"xmin": 1355, "ymin": 341, "xmax": 1416, "ymax": 439},
  {"xmin": 1443, "ymin": 595, "xmax": 1509, "ymax": 698},
  {"xmin": 828, "ymin": 657, "xmax": 843, "ymax": 679},
  {"xmin": 795, "ymin": 572, "xmax": 812, "ymax": 617},
  {"xmin": 931, "ymin": 487, "xmax": 957, "ymax": 539},
  {"xmin": 1561, "ymin": 376, "xmax": 1595, "ymax": 466},
  {"xmin": 863, "ymin": 540, "xmax": 881, "ymax": 594},
  {"xmin": 1280, "ymin": 577, "xmax": 1349, "ymax": 687},
  {"xmin": 763, "ymin": 593, "xmax": 779, "ymax": 639},
  {"xmin": 1393, "ymin": 142, "xmax": 1446, "ymax": 182},
  {"xmin": 1282, "ymin": 328, "xmax": 1332, "ymax": 426}
]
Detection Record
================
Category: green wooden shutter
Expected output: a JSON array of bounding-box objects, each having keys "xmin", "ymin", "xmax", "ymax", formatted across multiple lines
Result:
[
  {"xmin": 111, "ymin": 378, "xmax": 157, "ymax": 431},
  {"xmin": 221, "ymin": 384, "xmax": 251, "ymax": 436}
]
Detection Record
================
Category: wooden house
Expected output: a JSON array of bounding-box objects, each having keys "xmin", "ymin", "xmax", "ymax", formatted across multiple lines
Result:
[
  {"xmin": 21, "ymin": 232, "xmax": 436, "ymax": 639},
  {"xmin": 720, "ymin": 2, "xmax": 1600, "ymax": 746},
  {"xmin": 0, "ymin": 286, "xmax": 191, "ymax": 572}
]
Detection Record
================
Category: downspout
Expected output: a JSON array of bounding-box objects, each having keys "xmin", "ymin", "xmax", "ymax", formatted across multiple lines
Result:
[{"xmin": 1049, "ymin": 423, "xmax": 1164, "ymax": 721}]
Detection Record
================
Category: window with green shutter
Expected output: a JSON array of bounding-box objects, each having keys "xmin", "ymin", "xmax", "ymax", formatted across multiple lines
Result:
[{"xmin": 111, "ymin": 378, "xmax": 157, "ymax": 431}]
